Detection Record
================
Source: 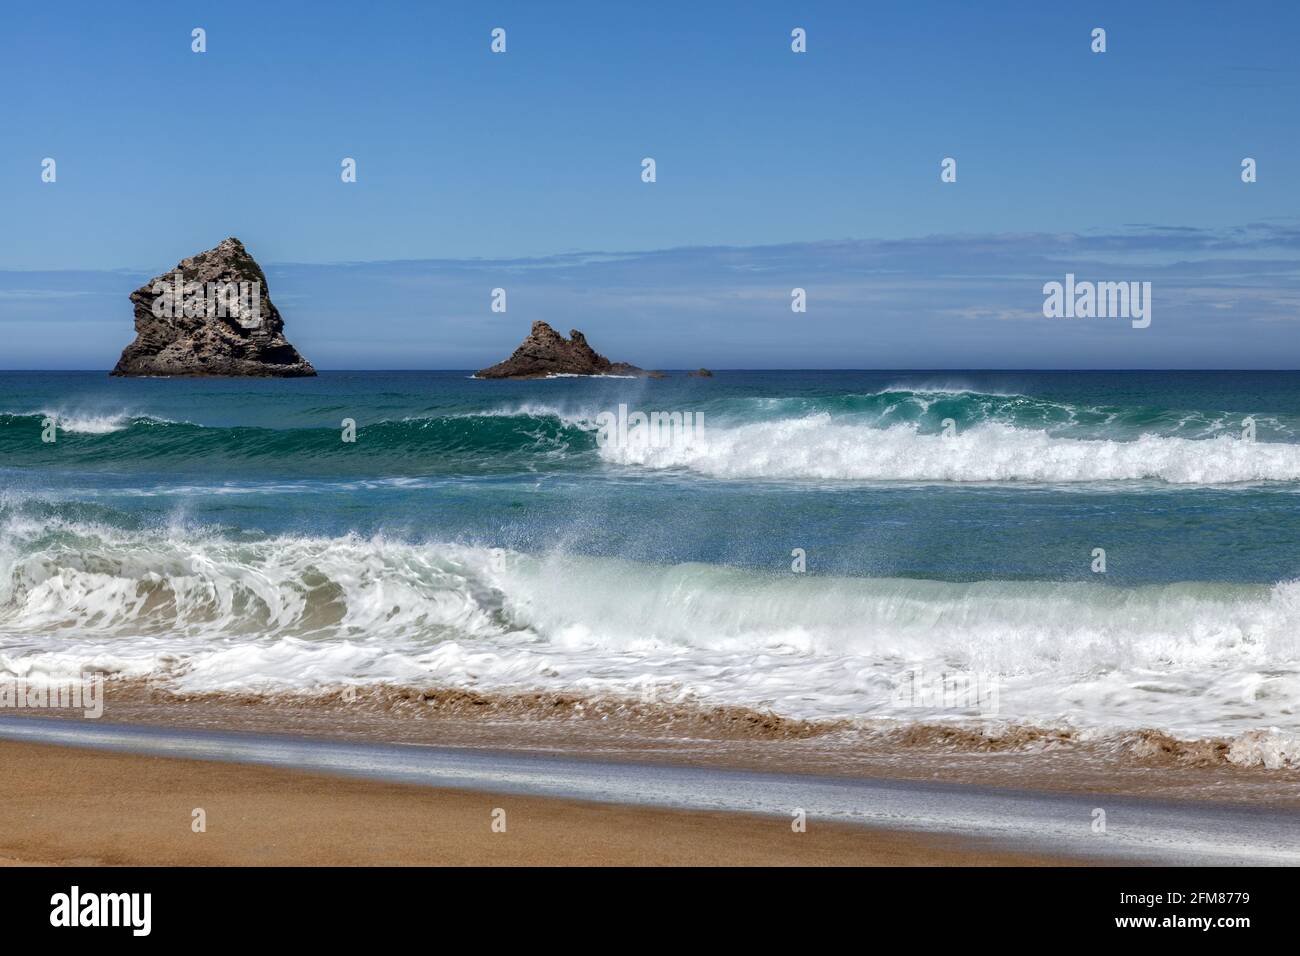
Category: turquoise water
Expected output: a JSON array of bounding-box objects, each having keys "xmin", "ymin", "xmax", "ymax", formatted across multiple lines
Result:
[{"xmin": 2, "ymin": 370, "xmax": 1300, "ymax": 753}]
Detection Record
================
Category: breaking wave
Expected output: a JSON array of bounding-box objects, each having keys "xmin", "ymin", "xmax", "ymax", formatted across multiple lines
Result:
[
  {"xmin": 1, "ymin": 516, "xmax": 1298, "ymax": 760},
  {"xmin": 600, "ymin": 416, "xmax": 1300, "ymax": 484},
  {"xmin": 4, "ymin": 388, "xmax": 1298, "ymax": 485}
]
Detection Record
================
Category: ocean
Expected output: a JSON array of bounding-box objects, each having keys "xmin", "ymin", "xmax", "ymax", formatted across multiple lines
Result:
[{"xmin": 2, "ymin": 370, "xmax": 1299, "ymax": 762}]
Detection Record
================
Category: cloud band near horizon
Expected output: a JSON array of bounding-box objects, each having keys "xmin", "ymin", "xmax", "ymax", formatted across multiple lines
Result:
[{"xmin": 1, "ymin": 221, "xmax": 1297, "ymax": 370}]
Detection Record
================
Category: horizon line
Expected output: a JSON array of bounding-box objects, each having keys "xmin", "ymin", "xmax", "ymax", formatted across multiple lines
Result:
[{"xmin": 4, "ymin": 368, "xmax": 1300, "ymax": 375}]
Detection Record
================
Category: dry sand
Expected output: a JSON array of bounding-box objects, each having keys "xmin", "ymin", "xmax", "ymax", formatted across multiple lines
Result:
[{"xmin": 0, "ymin": 739, "xmax": 1072, "ymax": 866}]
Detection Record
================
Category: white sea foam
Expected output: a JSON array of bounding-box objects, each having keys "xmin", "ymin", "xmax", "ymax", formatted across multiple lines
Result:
[
  {"xmin": 478, "ymin": 402, "xmax": 602, "ymax": 428},
  {"xmin": 44, "ymin": 412, "xmax": 130, "ymax": 434},
  {"xmin": 542, "ymin": 373, "xmax": 639, "ymax": 379},
  {"xmin": 15, "ymin": 410, "xmax": 181, "ymax": 434},
  {"xmin": 0, "ymin": 519, "xmax": 1298, "ymax": 760},
  {"xmin": 599, "ymin": 415, "xmax": 1300, "ymax": 484}
]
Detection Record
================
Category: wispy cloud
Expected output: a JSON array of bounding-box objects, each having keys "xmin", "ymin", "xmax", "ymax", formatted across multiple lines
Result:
[{"xmin": 2, "ymin": 222, "xmax": 1298, "ymax": 369}]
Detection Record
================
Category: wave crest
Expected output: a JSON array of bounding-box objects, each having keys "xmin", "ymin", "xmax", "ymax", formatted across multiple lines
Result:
[
  {"xmin": 1, "ymin": 520, "xmax": 1298, "ymax": 744},
  {"xmin": 600, "ymin": 416, "xmax": 1300, "ymax": 484}
]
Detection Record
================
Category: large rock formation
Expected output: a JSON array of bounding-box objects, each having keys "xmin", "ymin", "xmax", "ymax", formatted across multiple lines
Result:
[
  {"xmin": 111, "ymin": 237, "xmax": 315, "ymax": 377},
  {"xmin": 476, "ymin": 321, "xmax": 660, "ymax": 379}
]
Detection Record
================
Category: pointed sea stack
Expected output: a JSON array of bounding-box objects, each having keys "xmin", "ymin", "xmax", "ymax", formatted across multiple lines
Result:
[
  {"xmin": 111, "ymin": 237, "xmax": 315, "ymax": 377},
  {"xmin": 475, "ymin": 321, "xmax": 662, "ymax": 379}
]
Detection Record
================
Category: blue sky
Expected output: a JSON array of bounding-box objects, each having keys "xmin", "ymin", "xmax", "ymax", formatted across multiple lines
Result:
[{"xmin": 1, "ymin": 1, "xmax": 1297, "ymax": 368}]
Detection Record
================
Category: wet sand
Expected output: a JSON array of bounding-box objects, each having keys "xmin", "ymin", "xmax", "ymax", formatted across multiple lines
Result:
[
  {"xmin": 5, "ymin": 713, "xmax": 1299, "ymax": 864},
  {"xmin": 36, "ymin": 679, "xmax": 1300, "ymax": 809},
  {"xmin": 4, "ymin": 680, "xmax": 1299, "ymax": 866},
  {"xmin": 0, "ymin": 739, "xmax": 1068, "ymax": 866}
]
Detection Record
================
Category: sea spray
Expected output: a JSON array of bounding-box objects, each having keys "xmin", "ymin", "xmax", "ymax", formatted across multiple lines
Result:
[{"xmin": 1, "ymin": 520, "xmax": 1299, "ymax": 739}]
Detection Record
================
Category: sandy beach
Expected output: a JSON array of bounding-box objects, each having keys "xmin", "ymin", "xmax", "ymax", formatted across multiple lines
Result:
[
  {"xmin": 4, "ymin": 694, "xmax": 1300, "ymax": 865},
  {"xmin": 0, "ymin": 738, "xmax": 1071, "ymax": 867},
  {"xmin": 51, "ymin": 680, "xmax": 1300, "ymax": 808}
]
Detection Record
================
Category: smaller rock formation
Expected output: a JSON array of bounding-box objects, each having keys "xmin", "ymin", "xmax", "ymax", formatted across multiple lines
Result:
[
  {"xmin": 476, "ymin": 321, "xmax": 662, "ymax": 379},
  {"xmin": 111, "ymin": 237, "xmax": 315, "ymax": 377},
  {"xmin": 689, "ymin": 368, "xmax": 714, "ymax": 377}
]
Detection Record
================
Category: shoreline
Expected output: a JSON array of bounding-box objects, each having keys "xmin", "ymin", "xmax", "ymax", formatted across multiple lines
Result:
[
  {"xmin": 0, "ymin": 737, "xmax": 1074, "ymax": 867},
  {"xmin": 17, "ymin": 679, "xmax": 1299, "ymax": 807},
  {"xmin": 3, "ymin": 711, "xmax": 1299, "ymax": 864}
]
